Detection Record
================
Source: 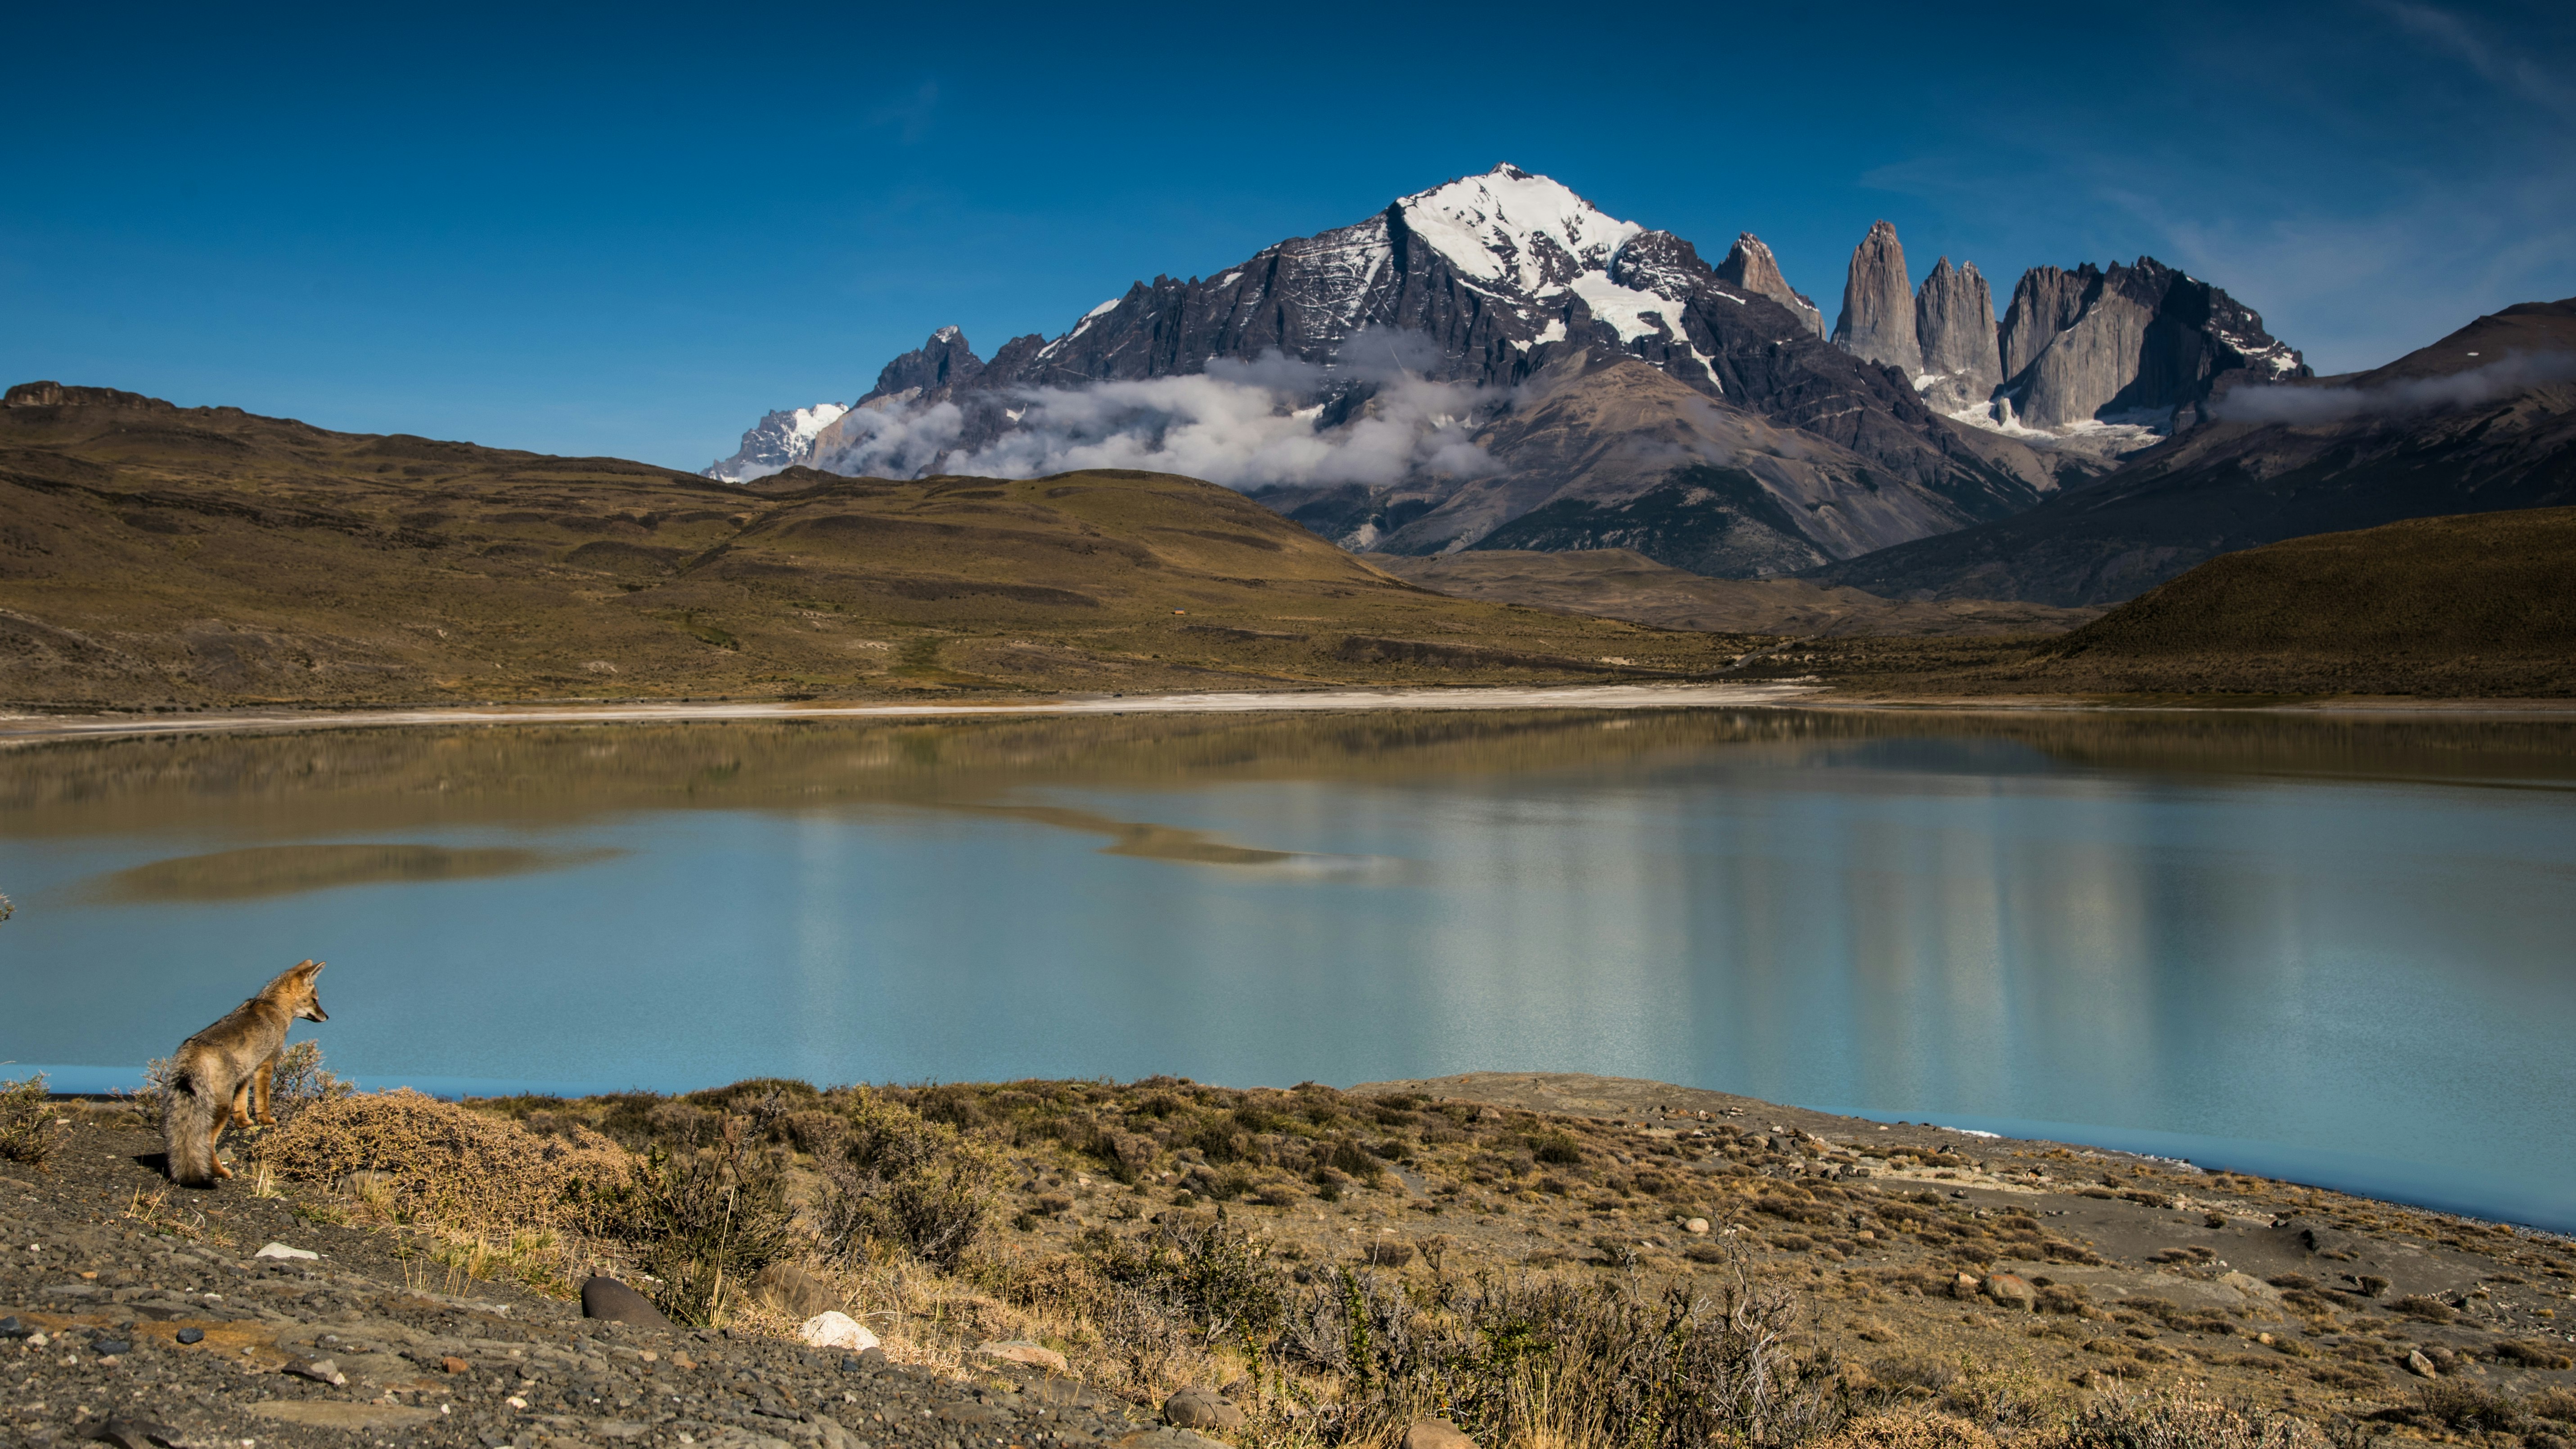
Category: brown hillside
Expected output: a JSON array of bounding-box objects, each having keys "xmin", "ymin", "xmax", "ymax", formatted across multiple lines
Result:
[{"xmin": 0, "ymin": 383, "xmax": 1771, "ymax": 710}]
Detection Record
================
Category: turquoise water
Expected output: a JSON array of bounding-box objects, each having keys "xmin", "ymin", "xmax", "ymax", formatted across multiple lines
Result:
[{"xmin": 2, "ymin": 710, "xmax": 2571, "ymax": 1228}]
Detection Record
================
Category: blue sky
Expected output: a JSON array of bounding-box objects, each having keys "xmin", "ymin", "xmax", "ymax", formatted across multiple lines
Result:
[{"xmin": 5, "ymin": 1, "xmax": 2570, "ymax": 470}]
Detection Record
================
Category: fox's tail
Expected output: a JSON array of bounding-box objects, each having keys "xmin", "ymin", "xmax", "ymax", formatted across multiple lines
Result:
[{"xmin": 162, "ymin": 1070, "xmax": 223, "ymax": 1187}]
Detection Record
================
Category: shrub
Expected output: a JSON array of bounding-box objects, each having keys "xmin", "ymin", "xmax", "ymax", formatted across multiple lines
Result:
[
  {"xmin": 1814, "ymin": 1413, "xmax": 1999, "ymax": 1449},
  {"xmin": 251, "ymin": 1088, "xmax": 632, "ymax": 1232},
  {"xmin": 1531, "ymin": 1131, "xmax": 1585, "ymax": 1165},
  {"xmin": 612, "ymin": 1117, "xmax": 797, "ymax": 1326},
  {"xmin": 1275, "ymin": 1267, "xmax": 1834, "ymax": 1449},
  {"xmin": 814, "ymin": 1089, "xmax": 1005, "ymax": 1271},
  {"xmin": 1088, "ymin": 1206, "xmax": 1286, "ymax": 1348},
  {"xmin": 2060, "ymin": 1397, "xmax": 2330, "ymax": 1449},
  {"xmin": 0, "ymin": 1074, "xmax": 60, "ymax": 1169},
  {"xmin": 2496, "ymin": 1339, "xmax": 2576, "ymax": 1370},
  {"xmin": 2400, "ymin": 1382, "xmax": 2526, "ymax": 1436}
]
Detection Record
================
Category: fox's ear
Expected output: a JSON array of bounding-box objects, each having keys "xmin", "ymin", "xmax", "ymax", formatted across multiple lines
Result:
[{"xmin": 294, "ymin": 958, "xmax": 325, "ymax": 976}]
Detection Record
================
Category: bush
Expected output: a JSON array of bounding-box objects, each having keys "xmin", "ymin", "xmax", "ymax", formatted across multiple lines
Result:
[
  {"xmin": 2060, "ymin": 1397, "xmax": 2330, "ymax": 1449},
  {"xmin": 814, "ymin": 1089, "xmax": 1005, "ymax": 1271},
  {"xmin": 612, "ymin": 1117, "xmax": 797, "ymax": 1326},
  {"xmin": 252, "ymin": 1089, "xmax": 632, "ymax": 1232},
  {"xmin": 1531, "ymin": 1131, "xmax": 1585, "ymax": 1165},
  {"xmin": 0, "ymin": 1074, "xmax": 60, "ymax": 1169},
  {"xmin": 1088, "ymin": 1206, "xmax": 1286, "ymax": 1348},
  {"xmin": 1272, "ymin": 1265, "xmax": 1832, "ymax": 1449}
]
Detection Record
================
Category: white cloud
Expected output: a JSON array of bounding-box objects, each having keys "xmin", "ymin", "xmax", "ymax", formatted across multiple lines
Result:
[
  {"xmin": 808, "ymin": 343, "xmax": 1502, "ymax": 490},
  {"xmin": 2210, "ymin": 351, "xmax": 2576, "ymax": 425}
]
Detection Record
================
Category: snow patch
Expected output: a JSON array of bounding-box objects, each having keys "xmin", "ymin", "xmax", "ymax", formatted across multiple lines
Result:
[{"xmin": 1397, "ymin": 164, "xmax": 1643, "ymax": 292}]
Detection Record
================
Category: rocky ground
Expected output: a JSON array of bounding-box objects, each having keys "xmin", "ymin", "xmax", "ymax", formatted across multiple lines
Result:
[
  {"xmin": 0, "ymin": 1119, "xmax": 1177, "ymax": 1449},
  {"xmin": 7, "ymin": 1073, "xmax": 2576, "ymax": 1449}
]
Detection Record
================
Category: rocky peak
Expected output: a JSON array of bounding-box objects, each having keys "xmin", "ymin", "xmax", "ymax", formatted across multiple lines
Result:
[
  {"xmin": 1393, "ymin": 163, "xmax": 1642, "ymax": 292},
  {"xmin": 864, "ymin": 327, "xmax": 986, "ymax": 404},
  {"xmin": 703, "ymin": 401, "xmax": 851, "ymax": 484},
  {"xmin": 1998, "ymin": 256, "xmax": 2307, "ymax": 430},
  {"xmin": 1998, "ymin": 265, "xmax": 2102, "ymax": 383},
  {"xmin": 1914, "ymin": 258, "xmax": 2002, "ymax": 410},
  {"xmin": 1832, "ymin": 220, "xmax": 1920, "ymax": 373},
  {"xmin": 1607, "ymin": 230, "xmax": 1712, "ymax": 302},
  {"xmin": 1714, "ymin": 234, "xmax": 1825, "ymax": 338},
  {"xmin": 4, "ymin": 381, "xmax": 173, "ymax": 410}
]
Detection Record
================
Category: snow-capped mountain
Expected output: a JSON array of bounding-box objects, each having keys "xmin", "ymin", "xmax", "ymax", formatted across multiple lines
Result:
[
  {"xmin": 703, "ymin": 401, "xmax": 849, "ymax": 483},
  {"xmin": 703, "ymin": 164, "xmax": 2306, "ymax": 578}
]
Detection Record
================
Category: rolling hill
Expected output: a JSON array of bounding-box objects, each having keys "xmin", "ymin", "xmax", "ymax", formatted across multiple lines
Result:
[{"xmin": 0, "ymin": 383, "xmax": 1773, "ymax": 711}]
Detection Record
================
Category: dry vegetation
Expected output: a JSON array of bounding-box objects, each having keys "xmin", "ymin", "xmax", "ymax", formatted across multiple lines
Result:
[
  {"xmin": 0, "ymin": 385, "xmax": 1770, "ymax": 711},
  {"xmin": 86, "ymin": 1063, "xmax": 2576, "ymax": 1449}
]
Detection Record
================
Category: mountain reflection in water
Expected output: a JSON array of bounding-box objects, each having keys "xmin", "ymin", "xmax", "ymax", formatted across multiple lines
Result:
[{"xmin": 1, "ymin": 707, "xmax": 2571, "ymax": 1228}]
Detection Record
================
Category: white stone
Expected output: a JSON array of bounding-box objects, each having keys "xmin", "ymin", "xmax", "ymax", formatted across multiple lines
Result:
[
  {"xmin": 254, "ymin": 1242, "xmax": 320, "ymax": 1260},
  {"xmin": 1684, "ymin": 1218, "xmax": 1711, "ymax": 1234},
  {"xmin": 798, "ymin": 1311, "xmax": 879, "ymax": 1352}
]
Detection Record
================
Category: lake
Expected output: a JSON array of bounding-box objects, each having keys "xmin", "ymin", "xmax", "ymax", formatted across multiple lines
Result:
[{"xmin": 2, "ymin": 707, "xmax": 2571, "ymax": 1229}]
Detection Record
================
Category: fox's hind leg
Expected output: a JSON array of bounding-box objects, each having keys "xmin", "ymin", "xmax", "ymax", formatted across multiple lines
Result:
[
  {"xmin": 208, "ymin": 1119, "xmax": 234, "ymax": 1179},
  {"xmin": 253, "ymin": 1058, "xmax": 277, "ymax": 1127}
]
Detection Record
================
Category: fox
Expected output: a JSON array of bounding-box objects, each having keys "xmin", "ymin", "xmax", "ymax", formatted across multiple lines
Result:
[{"xmin": 162, "ymin": 958, "xmax": 329, "ymax": 1188}]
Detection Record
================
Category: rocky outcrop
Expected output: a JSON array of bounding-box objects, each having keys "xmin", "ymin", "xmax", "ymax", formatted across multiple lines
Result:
[
  {"xmin": 1830, "ymin": 221, "xmax": 1919, "ymax": 372},
  {"xmin": 1714, "ymin": 234, "xmax": 1824, "ymax": 337},
  {"xmin": 864, "ymin": 325, "xmax": 985, "ymax": 403},
  {"xmin": 1999, "ymin": 266, "xmax": 2097, "ymax": 383},
  {"xmin": 1806, "ymin": 297, "xmax": 2576, "ymax": 605},
  {"xmin": 1914, "ymin": 258, "xmax": 2001, "ymax": 410},
  {"xmin": 1996, "ymin": 260, "xmax": 2306, "ymax": 430}
]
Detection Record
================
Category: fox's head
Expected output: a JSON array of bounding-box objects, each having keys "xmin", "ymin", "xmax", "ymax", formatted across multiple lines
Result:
[{"xmin": 267, "ymin": 958, "xmax": 329, "ymax": 1022}]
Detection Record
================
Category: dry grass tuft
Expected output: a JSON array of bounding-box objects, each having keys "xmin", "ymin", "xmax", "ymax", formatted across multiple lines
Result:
[
  {"xmin": 252, "ymin": 1087, "xmax": 632, "ymax": 1232},
  {"xmin": 0, "ymin": 1073, "xmax": 63, "ymax": 1169}
]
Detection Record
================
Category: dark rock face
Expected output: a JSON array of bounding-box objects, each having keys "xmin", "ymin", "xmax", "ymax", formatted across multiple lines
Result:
[
  {"xmin": 1999, "ymin": 266, "xmax": 2094, "ymax": 383},
  {"xmin": 865, "ymin": 325, "xmax": 986, "ymax": 402},
  {"xmin": 580, "ymin": 1275, "xmax": 674, "ymax": 1328},
  {"xmin": 1831, "ymin": 221, "xmax": 1919, "ymax": 372},
  {"xmin": 1807, "ymin": 299, "xmax": 2576, "ymax": 605},
  {"xmin": 1996, "ymin": 259, "xmax": 2306, "ymax": 429},
  {"xmin": 1714, "ymin": 234, "xmax": 1825, "ymax": 337},
  {"xmin": 1914, "ymin": 258, "xmax": 2002, "ymax": 410}
]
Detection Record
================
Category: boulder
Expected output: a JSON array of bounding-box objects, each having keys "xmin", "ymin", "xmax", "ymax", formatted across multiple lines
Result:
[
  {"xmin": 1162, "ymin": 1387, "xmax": 1246, "ymax": 1431},
  {"xmin": 2407, "ymin": 1350, "xmax": 2439, "ymax": 1379},
  {"xmin": 581, "ymin": 1275, "xmax": 675, "ymax": 1329},
  {"xmin": 2219, "ymin": 1270, "xmax": 2283, "ymax": 1303},
  {"xmin": 755, "ymin": 1262, "xmax": 841, "ymax": 1318},
  {"xmin": 1982, "ymin": 1274, "xmax": 2038, "ymax": 1311},
  {"xmin": 1684, "ymin": 1217, "xmax": 1711, "ymax": 1235},
  {"xmin": 799, "ymin": 1311, "xmax": 879, "ymax": 1352},
  {"xmin": 1405, "ymin": 1421, "xmax": 1478, "ymax": 1449},
  {"xmin": 979, "ymin": 1339, "xmax": 1070, "ymax": 1374}
]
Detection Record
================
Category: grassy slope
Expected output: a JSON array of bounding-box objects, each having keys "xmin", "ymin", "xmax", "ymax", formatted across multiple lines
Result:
[
  {"xmin": 1369, "ymin": 548, "xmax": 2103, "ymax": 637},
  {"xmin": 1758, "ymin": 507, "xmax": 2576, "ymax": 701},
  {"xmin": 0, "ymin": 387, "xmax": 1768, "ymax": 710}
]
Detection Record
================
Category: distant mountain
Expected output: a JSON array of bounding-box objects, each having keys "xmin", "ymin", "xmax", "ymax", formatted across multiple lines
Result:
[
  {"xmin": 704, "ymin": 400, "xmax": 848, "ymax": 484},
  {"xmin": 1805, "ymin": 300, "xmax": 2576, "ymax": 605},
  {"xmin": 708, "ymin": 166, "xmax": 2306, "ymax": 578}
]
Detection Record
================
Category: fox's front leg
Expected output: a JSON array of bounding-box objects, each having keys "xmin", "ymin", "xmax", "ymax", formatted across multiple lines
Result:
[
  {"xmin": 253, "ymin": 1058, "xmax": 277, "ymax": 1127},
  {"xmin": 229, "ymin": 1078, "xmax": 256, "ymax": 1130}
]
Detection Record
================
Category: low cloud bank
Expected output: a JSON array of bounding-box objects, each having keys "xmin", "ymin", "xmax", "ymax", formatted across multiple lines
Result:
[
  {"xmin": 810, "ymin": 335, "xmax": 1502, "ymax": 489},
  {"xmin": 2213, "ymin": 351, "xmax": 2576, "ymax": 425}
]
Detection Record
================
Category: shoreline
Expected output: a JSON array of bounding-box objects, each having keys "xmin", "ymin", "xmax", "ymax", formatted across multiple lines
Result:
[{"xmin": 5, "ymin": 681, "xmax": 2575, "ymax": 743}]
